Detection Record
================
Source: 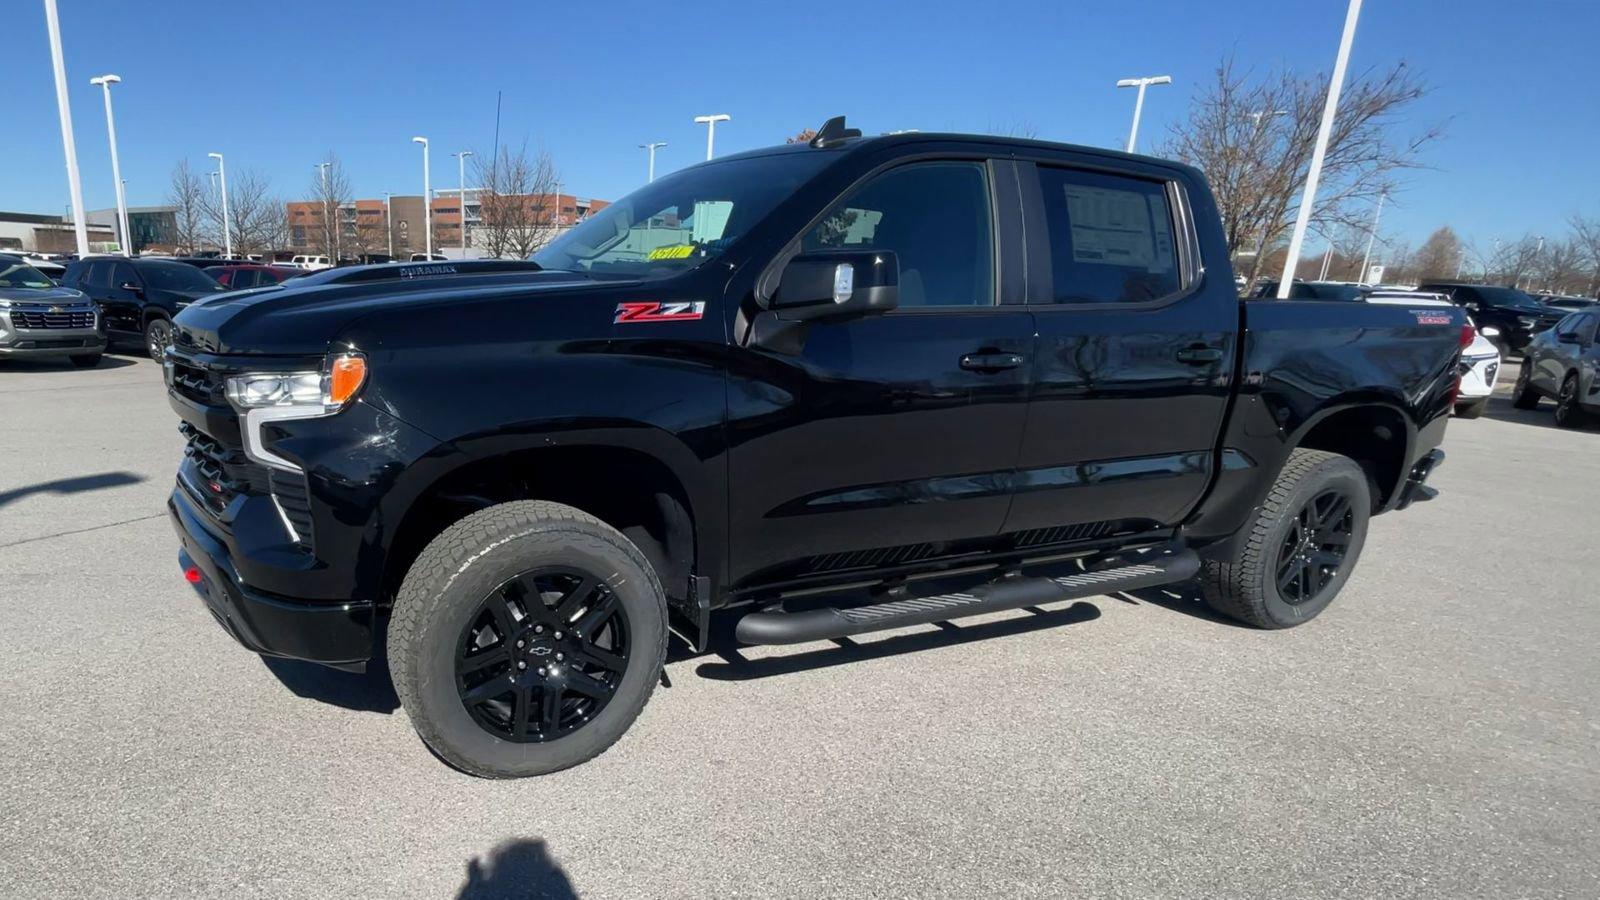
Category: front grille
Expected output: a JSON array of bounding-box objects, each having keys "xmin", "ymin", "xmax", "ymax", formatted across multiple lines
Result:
[
  {"xmin": 9, "ymin": 309, "xmax": 95, "ymax": 329},
  {"xmin": 172, "ymin": 358, "xmax": 226, "ymax": 406},
  {"xmin": 179, "ymin": 422, "xmax": 268, "ymax": 518}
]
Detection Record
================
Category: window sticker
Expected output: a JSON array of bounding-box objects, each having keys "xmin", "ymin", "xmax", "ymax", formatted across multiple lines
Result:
[
  {"xmin": 689, "ymin": 200, "xmax": 734, "ymax": 244},
  {"xmin": 1063, "ymin": 185, "xmax": 1158, "ymax": 270}
]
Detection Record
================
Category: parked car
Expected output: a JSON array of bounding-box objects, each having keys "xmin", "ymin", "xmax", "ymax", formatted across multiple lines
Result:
[
  {"xmin": 62, "ymin": 256, "xmax": 225, "ymax": 358},
  {"xmin": 1534, "ymin": 293, "xmax": 1596, "ymax": 313},
  {"xmin": 408, "ymin": 253, "xmax": 448, "ymax": 262},
  {"xmin": 291, "ymin": 255, "xmax": 332, "ymax": 271},
  {"xmin": 165, "ymin": 119, "xmax": 1467, "ymax": 777},
  {"xmin": 1511, "ymin": 309, "xmax": 1600, "ymax": 427},
  {"xmin": 208, "ymin": 265, "xmax": 301, "ymax": 290},
  {"xmin": 1414, "ymin": 282, "xmax": 1564, "ymax": 353},
  {"xmin": 1248, "ymin": 280, "xmax": 1367, "ymax": 301},
  {"xmin": 1363, "ymin": 291, "xmax": 1501, "ymax": 418},
  {"xmin": 167, "ymin": 256, "xmax": 248, "ymax": 271},
  {"xmin": 0, "ymin": 254, "xmax": 105, "ymax": 366}
]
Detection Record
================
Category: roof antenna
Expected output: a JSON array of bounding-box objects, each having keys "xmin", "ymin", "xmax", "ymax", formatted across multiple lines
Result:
[{"xmin": 809, "ymin": 116, "xmax": 862, "ymax": 148}]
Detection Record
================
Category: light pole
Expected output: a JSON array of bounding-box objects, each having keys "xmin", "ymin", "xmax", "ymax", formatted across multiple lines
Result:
[
  {"xmin": 693, "ymin": 114, "xmax": 730, "ymax": 161},
  {"xmin": 89, "ymin": 74, "xmax": 131, "ymax": 255},
  {"xmin": 314, "ymin": 162, "xmax": 332, "ymax": 259},
  {"xmin": 1359, "ymin": 191, "xmax": 1386, "ymax": 284},
  {"xmin": 1115, "ymin": 75, "xmax": 1171, "ymax": 153},
  {"xmin": 1277, "ymin": 0, "xmax": 1363, "ymax": 298},
  {"xmin": 43, "ymin": 0, "xmax": 89, "ymax": 256},
  {"xmin": 383, "ymin": 191, "xmax": 394, "ymax": 259},
  {"xmin": 412, "ymin": 137, "xmax": 431, "ymax": 258},
  {"xmin": 452, "ymin": 150, "xmax": 473, "ymax": 257},
  {"xmin": 208, "ymin": 152, "xmax": 231, "ymax": 258},
  {"xmin": 639, "ymin": 141, "xmax": 667, "ymax": 182}
]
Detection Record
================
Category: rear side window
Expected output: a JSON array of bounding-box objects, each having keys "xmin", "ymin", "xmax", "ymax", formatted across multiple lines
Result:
[
  {"xmin": 82, "ymin": 260, "xmax": 112, "ymax": 292},
  {"xmin": 1035, "ymin": 167, "xmax": 1181, "ymax": 304}
]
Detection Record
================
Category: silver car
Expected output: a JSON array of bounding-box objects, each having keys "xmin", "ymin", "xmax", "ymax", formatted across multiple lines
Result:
[
  {"xmin": 0, "ymin": 255, "xmax": 106, "ymax": 367},
  {"xmin": 1512, "ymin": 309, "xmax": 1600, "ymax": 428}
]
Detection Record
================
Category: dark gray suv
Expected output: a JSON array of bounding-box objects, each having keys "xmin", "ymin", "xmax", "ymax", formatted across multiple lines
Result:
[
  {"xmin": 1512, "ymin": 309, "xmax": 1600, "ymax": 427},
  {"xmin": 0, "ymin": 254, "xmax": 105, "ymax": 367}
]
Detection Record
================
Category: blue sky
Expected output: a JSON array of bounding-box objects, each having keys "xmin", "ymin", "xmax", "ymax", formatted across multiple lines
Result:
[{"xmin": 4, "ymin": 0, "xmax": 1597, "ymax": 253}]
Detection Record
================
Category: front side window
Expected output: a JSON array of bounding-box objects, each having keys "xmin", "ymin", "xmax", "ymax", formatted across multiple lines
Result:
[
  {"xmin": 1036, "ymin": 166, "xmax": 1181, "ymax": 304},
  {"xmin": 802, "ymin": 161, "xmax": 994, "ymax": 307},
  {"xmin": 533, "ymin": 152, "xmax": 830, "ymax": 281}
]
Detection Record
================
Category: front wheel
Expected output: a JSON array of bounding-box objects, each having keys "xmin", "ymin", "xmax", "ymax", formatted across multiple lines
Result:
[
  {"xmin": 1199, "ymin": 449, "xmax": 1371, "ymax": 629},
  {"xmin": 1554, "ymin": 374, "xmax": 1589, "ymax": 429},
  {"xmin": 143, "ymin": 316, "xmax": 172, "ymax": 361},
  {"xmin": 1510, "ymin": 364, "xmax": 1541, "ymax": 409},
  {"xmin": 388, "ymin": 500, "xmax": 668, "ymax": 778}
]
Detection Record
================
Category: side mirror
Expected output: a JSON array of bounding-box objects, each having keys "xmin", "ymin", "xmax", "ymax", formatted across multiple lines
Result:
[
  {"xmin": 770, "ymin": 250, "xmax": 898, "ymax": 322},
  {"xmin": 120, "ymin": 281, "xmax": 143, "ymax": 295},
  {"xmin": 1479, "ymin": 326, "xmax": 1501, "ymax": 338},
  {"xmin": 1557, "ymin": 331, "xmax": 1581, "ymax": 345}
]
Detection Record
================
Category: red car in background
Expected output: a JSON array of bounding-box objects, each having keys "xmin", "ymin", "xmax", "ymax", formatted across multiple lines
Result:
[{"xmin": 208, "ymin": 265, "xmax": 301, "ymax": 290}]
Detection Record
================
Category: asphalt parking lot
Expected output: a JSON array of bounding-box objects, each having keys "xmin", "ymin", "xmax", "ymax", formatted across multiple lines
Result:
[{"xmin": 2, "ymin": 352, "xmax": 1597, "ymax": 899}]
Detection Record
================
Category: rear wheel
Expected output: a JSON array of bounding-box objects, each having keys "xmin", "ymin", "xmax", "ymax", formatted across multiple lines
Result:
[
  {"xmin": 1199, "ymin": 449, "xmax": 1370, "ymax": 629},
  {"xmin": 1510, "ymin": 364, "xmax": 1541, "ymax": 409},
  {"xmin": 1554, "ymin": 373, "xmax": 1588, "ymax": 429},
  {"xmin": 388, "ymin": 500, "xmax": 668, "ymax": 778},
  {"xmin": 143, "ymin": 316, "xmax": 171, "ymax": 361}
]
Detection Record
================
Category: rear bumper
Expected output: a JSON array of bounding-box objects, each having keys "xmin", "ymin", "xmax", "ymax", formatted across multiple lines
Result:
[
  {"xmin": 1395, "ymin": 449, "xmax": 1444, "ymax": 510},
  {"xmin": 169, "ymin": 489, "xmax": 374, "ymax": 669}
]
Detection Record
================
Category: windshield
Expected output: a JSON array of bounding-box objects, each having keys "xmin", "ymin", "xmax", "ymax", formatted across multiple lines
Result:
[
  {"xmin": 0, "ymin": 261, "xmax": 57, "ymax": 289},
  {"xmin": 142, "ymin": 261, "xmax": 225, "ymax": 293},
  {"xmin": 532, "ymin": 152, "xmax": 831, "ymax": 280}
]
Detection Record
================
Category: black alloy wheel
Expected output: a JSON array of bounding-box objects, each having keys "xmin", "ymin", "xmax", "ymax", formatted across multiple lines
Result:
[
  {"xmin": 1274, "ymin": 489, "xmax": 1354, "ymax": 606},
  {"xmin": 455, "ymin": 567, "xmax": 630, "ymax": 743},
  {"xmin": 1555, "ymin": 374, "xmax": 1587, "ymax": 428},
  {"xmin": 144, "ymin": 317, "xmax": 172, "ymax": 361}
]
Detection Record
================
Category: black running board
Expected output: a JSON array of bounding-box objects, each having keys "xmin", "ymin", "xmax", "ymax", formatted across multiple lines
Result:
[{"xmin": 735, "ymin": 548, "xmax": 1199, "ymax": 646}]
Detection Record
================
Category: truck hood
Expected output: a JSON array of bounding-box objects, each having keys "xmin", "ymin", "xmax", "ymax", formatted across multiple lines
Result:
[{"xmin": 171, "ymin": 266, "xmax": 606, "ymax": 356}]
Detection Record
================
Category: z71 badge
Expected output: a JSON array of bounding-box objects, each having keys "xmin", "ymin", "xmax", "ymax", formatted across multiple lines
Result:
[{"xmin": 614, "ymin": 301, "xmax": 706, "ymax": 323}]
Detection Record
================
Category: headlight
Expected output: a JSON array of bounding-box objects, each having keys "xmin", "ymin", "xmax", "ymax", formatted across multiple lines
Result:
[{"xmin": 225, "ymin": 352, "xmax": 366, "ymax": 472}]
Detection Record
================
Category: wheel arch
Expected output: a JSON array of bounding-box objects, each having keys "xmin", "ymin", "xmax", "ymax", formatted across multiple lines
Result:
[{"xmin": 1287, "ymin": 399, "xmax": 1414, "ymax": 512}]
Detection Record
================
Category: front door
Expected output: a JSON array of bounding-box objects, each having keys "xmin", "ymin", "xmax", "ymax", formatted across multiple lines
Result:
[
  {"xmin": 1001, "ymin": 160, "xmax": 1236, "ymax": 536},
  {"xmin": 727, "ymin": 159, "xmax": 1034, "ymax": 586}
]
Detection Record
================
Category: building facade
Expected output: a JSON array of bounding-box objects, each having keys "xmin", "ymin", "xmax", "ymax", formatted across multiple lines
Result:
[
  {"xmin": 285, "ymin": 192, "xmax": 608, "ymax": 260},
  {"xmin": 0, "ymin": 211, "xmax": 117, "ymax": 254}
]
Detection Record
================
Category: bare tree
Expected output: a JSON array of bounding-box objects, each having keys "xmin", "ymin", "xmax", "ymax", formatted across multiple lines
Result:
[
  {"xmin": 306, "ymin": 152, "xmax": 352, "ymax": 259},
  {"xmin": 1163, "ymin": 57, "xmax": 1443, "ymax": 285},
  {"xmin": 1412, "ymin": 226, "xmax": 1462, "ymax": 281},
  {"xmin": 198, "ymin": 168, "xmax": 284, "ymax": 258},
  {"xmin": 473, "ymin": 142, "xmax": 561, "ymax": 259},
  {"xmin": 167, "ymin": 160, "xmax": 206, "ymax": 255},
  {"xmin": 1571, "ymin": 215, "xmax": 1600, "ymax": 295},
  {"xmin": 1531, "ymin": 237, "xmax": 1589, "ymax": 295}
]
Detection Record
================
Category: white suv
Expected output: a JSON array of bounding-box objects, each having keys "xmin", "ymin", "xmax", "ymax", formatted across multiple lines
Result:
[{"xmin": 291, "ymin": 255, "xmax": 332, "ymax": 271}]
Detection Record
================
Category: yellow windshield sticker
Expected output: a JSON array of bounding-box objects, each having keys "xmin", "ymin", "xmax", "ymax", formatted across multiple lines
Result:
[{"xmin": 647, "ymin": 244, "xmax": 695, "ymax": 260}]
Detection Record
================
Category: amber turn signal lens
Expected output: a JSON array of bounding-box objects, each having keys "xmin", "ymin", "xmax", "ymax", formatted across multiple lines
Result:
[{"xmin": 328, "ymin": 354, "xmax": 367, "ymax": 406}]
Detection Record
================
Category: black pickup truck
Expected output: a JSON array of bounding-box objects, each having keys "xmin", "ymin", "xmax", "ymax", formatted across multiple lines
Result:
[{"xmin": 164, "ymin": 119, "xmax": 1466, "ymax": 777}]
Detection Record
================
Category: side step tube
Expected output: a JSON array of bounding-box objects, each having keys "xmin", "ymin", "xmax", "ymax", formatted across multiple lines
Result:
[{"xmin": 735, "ymin": 548, "xmax": 1199, "ymax": 646}]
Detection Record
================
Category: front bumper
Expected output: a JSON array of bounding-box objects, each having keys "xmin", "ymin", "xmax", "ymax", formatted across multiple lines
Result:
[
  {"xmin": 1395, "ymin": 449, "xmax": 1444, "ymax": 510},
  {"xmin": 0, "ymin": 330, "xmax": 105, "ymax": 357},
  {"xmin": 1456, "ymin": 355, "xmax": 1501, "ymax": 401},
  {"xmin": 170, "ymin": 488, "xmax": 374, "ymax": 669}
]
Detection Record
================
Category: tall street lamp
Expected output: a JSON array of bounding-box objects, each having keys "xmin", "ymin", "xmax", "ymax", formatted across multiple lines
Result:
[
  {"xmin": 693, "ymin": 114, "xmax": 730, "ymax": 161},
  {"xmin": 1277, "ymin": 0, "xmax": 1364, "ymax": 298},
  {"xmin": 1359, "ymin": 190, "xmax": 1386, "ymax": 284},
  {"xmin": 1115, "ymin": 75, "xmax": 1171, "ymax": 153},
  {"xmin": 43, "ymin": 0, "xmax": 88, "ymax": 255},
  {"xmin": 639, "ymin": 141, "xmax": 667, "ymax": 182},
  {"xmin": 314, "ymin": 162, "xmax": 332, "ymax": 258},
  {"xmin": 412, "ymin": 137, "xmax": 431, "ymax": 258},
  {"xmin": 382, "ymin": 191, "xmax": 394, "ymax": 259},
  {"xmin": 207, "ymin": 152, "xmax": 231, "ymax": 258},
  {"xmin": 452, "ymin": 150, "xmax": 473, "ymax": 257},
  {"xmin": 89, "ymin": 74, "xmax": 131, "ymax": 255}
]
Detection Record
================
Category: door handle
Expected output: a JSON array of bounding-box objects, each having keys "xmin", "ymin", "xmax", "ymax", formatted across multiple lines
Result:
[
  {"xmin": 960, "ymin": 352, "xmax": 1024, "ymax": 372},
  {"xmin": 1175, "ymin": 346, "xmax": 1224, "ymax": 365}
]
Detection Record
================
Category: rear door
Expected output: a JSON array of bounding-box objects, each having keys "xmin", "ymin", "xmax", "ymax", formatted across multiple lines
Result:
[
  {"xmin": 726, "ymin": 156, "xmax": 1035, "ymax": 586},
  {"xmin": 1001, "ymin": 158, "xmax": 1236, "ymax": 535}
]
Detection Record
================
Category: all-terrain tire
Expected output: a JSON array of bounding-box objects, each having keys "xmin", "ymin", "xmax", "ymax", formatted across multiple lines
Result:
[
  {"xmin": 1198, "ymin": 449, "xmax": 1371, "ymax": 629},
  {"xmin": 388, "ymin": 500, "xmax": 668, "ymax": 778}
]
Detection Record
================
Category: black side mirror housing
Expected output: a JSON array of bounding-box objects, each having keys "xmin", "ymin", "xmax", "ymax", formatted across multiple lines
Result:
[{"xmin": 769, "ymin": 250, "xmax": 898, "ymax": 322}]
